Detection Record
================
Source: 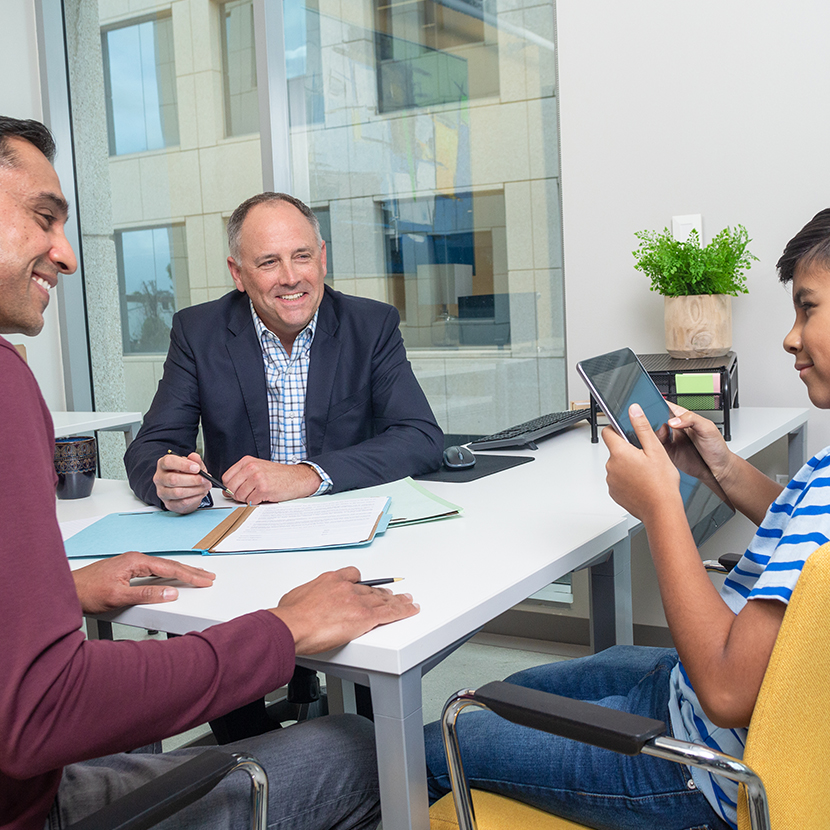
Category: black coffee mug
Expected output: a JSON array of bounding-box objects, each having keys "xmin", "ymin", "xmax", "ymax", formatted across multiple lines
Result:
[{"xmin": 54, "ymin": 436, "xmax": 97, "ymax": 499}]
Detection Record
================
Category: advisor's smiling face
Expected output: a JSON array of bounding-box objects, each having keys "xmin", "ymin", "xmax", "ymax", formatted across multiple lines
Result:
[
  {"xmin": 228, "ymin": 200, "xmax": 327, "ymax": 353},
  {"xmin": 0, "ymin": 137, "xmax": 76, "ymax": 336}
]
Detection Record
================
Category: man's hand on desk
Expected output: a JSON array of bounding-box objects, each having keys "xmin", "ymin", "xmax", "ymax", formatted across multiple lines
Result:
[
  {"xmin": 154, "ymin": 451, "xmax": 212, "ymax": 514},
  {"xmin": 222, "ymin": 456, "xmax": 322, "ymax": 505},
  {"xmin": 72, "ymin": 552, "xmax": 216, "ymax": 614},
  {"xmin": 271, "ymin": 567, "xmax": 420, "ymax": 655}
]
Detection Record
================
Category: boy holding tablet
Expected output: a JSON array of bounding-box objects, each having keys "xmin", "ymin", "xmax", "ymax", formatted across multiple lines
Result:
[{"xmin": 424, "ymin": 208, "xmax": 830, "ymax": 830}]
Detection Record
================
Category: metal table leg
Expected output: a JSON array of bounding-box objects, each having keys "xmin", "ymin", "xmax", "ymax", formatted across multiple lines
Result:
[
  {"xmin": 587, "ymin": 535, "xmax": 633, "ymax": 652},
  {"xmin": 371, "ymin": 667, "xmax": 430, "ymax": 830}
]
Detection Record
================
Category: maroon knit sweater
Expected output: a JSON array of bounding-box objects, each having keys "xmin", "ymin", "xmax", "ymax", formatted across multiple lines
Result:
[{"xmin": 0, "ymin": 337, "xmax": 296, "ymax": 829}]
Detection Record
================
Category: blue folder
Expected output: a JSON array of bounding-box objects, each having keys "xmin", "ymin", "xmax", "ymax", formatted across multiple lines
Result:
[{"xmin": 63, "ymin": 500, "xmax": 391, "ymax": 559}]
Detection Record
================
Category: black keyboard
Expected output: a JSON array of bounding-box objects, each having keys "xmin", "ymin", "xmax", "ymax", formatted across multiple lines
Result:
[{"xmin": 468, "ymin": 408, "xmax": 592, "ymax": 451}]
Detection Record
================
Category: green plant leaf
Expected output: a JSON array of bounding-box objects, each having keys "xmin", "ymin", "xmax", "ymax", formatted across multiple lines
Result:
[{"xmin": 632, "ymin": 224, "xmax": 756, "ymax": 297}]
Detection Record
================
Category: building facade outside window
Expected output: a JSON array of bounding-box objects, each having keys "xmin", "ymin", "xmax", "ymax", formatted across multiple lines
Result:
[
  {"xmin": 286, "ymin": 0, "xmax": 565, "ymax": 437},
  {"xmin": 221, "ymin": 0, "xmax": 259, "ymax": 137},
  {"xmin": 116, "ymin": 225, "xmax": 189, "ymax": 354},
  {"xmin": 102, "ymin": 14, "xmax": 179, "ymax": 155},
  {"xmin": 375, "ymin": 0, "xmax": 500, "ymax": 113},
  {"xmin": 57, "ymin": 0, "xmax": 566, "ymax": 474}
]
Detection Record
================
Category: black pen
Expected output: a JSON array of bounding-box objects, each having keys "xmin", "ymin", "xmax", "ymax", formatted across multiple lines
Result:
[
  {"xmin": 358, "ymin": 577, "xmax": 403, "ymax": 587},
  {"xmin": 167, "ymin": 450, "xmax": 235, "ymax": 497},
  {"xmin": 198, "ymin": 469, "xmax": 234, "ymax": 496}
]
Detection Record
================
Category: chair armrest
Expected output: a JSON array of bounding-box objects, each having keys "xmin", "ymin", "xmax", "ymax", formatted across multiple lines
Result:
[
  {"xmin": 65, "ymin": 750, "xmax": 250, "ymax": 830},
  {"xmin": 703, "ymin": 552, "xmax": 742, "ymax": 574},
  {"xmin": 473, "ymin": 681, "xmax": 666, "ymax": 755}
]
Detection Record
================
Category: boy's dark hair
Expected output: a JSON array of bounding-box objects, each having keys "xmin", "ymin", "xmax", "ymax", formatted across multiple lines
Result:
[
  {"xmin": 777, "ymin": 209, "xmax": 830, "ymax": 284},
  {"xmin": 0, "ymin": 117, "xmax": 56, "ymax": 166}
]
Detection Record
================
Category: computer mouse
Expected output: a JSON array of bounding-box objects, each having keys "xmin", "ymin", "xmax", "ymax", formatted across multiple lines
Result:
[{"xmin": 443, "ymin": 445, "xmax": 476, "ymax": 469}]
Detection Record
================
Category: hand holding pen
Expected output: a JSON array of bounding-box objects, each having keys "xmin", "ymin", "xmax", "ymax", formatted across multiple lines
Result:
[
  {"xmin": 153, "ymin": 450, "xmax": 229, "ymax": 515},
  {"xmin": 165, "ymin": 450, "xmax": 236, "ymax": 497}
]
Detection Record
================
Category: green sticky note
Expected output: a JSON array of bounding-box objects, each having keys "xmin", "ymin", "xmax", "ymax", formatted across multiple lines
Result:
[{"xmin": 675, "ymin": 373, "xmax": 717, "ymax": 410}]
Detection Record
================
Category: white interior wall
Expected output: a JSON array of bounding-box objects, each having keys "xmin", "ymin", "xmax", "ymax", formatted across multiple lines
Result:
[
  {"xmin": 557, "ymin": 0, "xmax": 830, "ymax": 630},
  {"xmin": 558, "ymin": 0, "xmax": 830, "ymax": 452},
  {"xmin": 0, "ymin": 0, "xmax": 67, "ymax": 410}
]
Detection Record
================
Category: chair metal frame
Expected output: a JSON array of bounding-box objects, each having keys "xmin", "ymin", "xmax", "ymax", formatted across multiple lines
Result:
[
  {"xmin": 65, "ymin": 750, "xmax": 268, "ymax": 830},
  {"xmin": 440, "ymin": 683, "xmax": 770, "ymax": 830}
]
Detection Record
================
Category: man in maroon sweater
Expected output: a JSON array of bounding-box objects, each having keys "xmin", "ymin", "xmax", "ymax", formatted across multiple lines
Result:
[{"xmin": 0, "ymin": 117, "xmax": 419, "ymax": 830}]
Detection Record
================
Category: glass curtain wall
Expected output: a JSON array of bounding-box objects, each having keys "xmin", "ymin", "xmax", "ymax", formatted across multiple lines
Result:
[
  {"xmin": 57, "ymin": 0, "xmax": 565, "ymax": 471},
  {"xmin": 60, "ymin": 0, "xmax": 263, "ymax": 474},
  {"xmin": 283, "ymin": 0, "xmax": 566, "ymax": 438}
]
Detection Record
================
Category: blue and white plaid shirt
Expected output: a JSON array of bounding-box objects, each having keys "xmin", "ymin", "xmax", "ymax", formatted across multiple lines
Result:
[{"xmin": 250, "ymin": 301, "xmax": 332, "ymax": 494}]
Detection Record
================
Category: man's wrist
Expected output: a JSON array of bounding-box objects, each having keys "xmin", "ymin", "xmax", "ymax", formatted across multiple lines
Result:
[{"xmin": 300, "ymin": 461, "xmax": 331, "ymax": 495}]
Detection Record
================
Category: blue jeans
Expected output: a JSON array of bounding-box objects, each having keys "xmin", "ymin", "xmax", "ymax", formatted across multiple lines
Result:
[
  {"xmin": 48, "ymin": 714, "xmax": 380, "ymax": 830},
  {"xmin": 425, "ymin": 646, "xmax": 732, "ymax": 830}
]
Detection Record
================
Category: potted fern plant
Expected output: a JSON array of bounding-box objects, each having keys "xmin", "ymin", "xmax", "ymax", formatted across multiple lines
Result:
[{"xmin": 632, "ymin": 224, "xmax": 756, "ymax": 357}]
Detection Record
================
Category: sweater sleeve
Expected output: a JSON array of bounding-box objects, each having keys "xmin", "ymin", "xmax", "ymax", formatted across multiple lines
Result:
[{"xmin": 0, "ymin": 340, "xmax": 296, "ymax": 782}]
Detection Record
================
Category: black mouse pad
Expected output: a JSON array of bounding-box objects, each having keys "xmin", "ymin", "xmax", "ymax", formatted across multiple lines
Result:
[{"xmin": 415, "ymin": 453, "xmax": 534, "ymax": 483}]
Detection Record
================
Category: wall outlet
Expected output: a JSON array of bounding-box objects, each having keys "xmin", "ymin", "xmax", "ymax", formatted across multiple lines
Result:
[{"xmin": 672, "ymin": 214, "xmax": 703, "ymax": 242}]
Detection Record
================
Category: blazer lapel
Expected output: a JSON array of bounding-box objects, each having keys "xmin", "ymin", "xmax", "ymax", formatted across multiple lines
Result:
[
  {"xmin": 306, "ymin": 290, "xmax": 341, "ymax": 455},
  {"xmin": 227, "ymin": 294, "xmax": 271, "ymax": 459}
]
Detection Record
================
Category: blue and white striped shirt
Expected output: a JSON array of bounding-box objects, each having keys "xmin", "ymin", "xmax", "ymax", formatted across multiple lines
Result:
[
  {"xmin": 250, "ymin": 302, "xmax": 332, "ymax": 494},
  {"xmin": 668, "ymin": 447, "xmax": 830, "ymax": 828}
]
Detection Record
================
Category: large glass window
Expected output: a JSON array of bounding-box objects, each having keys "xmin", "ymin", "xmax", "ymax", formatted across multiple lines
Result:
[
  {"xmin": 116, "ymin": 225, "xmax": 189, "ymax": 354},
  {"xmin": 102, "ymin": 14, "xmax": 179, "ymax": 155},
  {"xmin": 55, "ymin": 0, "xmax": 565, "ymax": 471},
  {"xmin": 284, "ymin": 0, "xmax": 325, "ymax": 126},
  {"xmin": 375, "ymin": 0, "xmax": 499, "ymax": 113},
  {"xmin": 221, "ymin": 0, "xmax": 259, "ymax": 136},
  {"xmin": 59, "ymin": 0, "xmax": 263, "ymax": 478},
  {"xmin": 286, "ymin": 0, "xmax": 565, "ymax": 438}
]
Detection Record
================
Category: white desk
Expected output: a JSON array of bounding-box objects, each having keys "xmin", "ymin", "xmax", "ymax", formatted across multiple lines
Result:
[
  {"xmin": 60, "ymin": 481, "xmax": 629, "ymax": 830},
  {"xmin": 58, "ymin": 406, "xmax": 808, "ymax": 830},
  {"xmin": 52, "ymin": 411, "xmax": 142, "ymax": 446}
]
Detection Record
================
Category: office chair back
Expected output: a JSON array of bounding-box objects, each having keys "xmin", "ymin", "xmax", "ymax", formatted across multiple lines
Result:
[{"xmin": 738, "ymin": 541, "xmax": 830, "ymax": 830}]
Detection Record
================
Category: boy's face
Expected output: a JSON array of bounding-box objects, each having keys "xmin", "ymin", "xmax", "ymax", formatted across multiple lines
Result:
[{"xmin": 784, "ymin": 262, "xmax": 830, "ymax": 408}]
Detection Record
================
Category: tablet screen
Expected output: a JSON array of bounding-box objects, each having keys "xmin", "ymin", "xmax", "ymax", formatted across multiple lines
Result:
[{"xmin": 577, "ymin": 347, "xmax": 734, "ymax": 546}]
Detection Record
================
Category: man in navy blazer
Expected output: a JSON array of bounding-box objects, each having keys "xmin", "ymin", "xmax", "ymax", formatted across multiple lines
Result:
[{"xmin": 125, "ymin": 193, "xmax": 443, "ymax": 511}]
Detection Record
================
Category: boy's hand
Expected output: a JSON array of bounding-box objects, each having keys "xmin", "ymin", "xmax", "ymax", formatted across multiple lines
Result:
[
  {"xmin": 661, "ymin": 402, "xmax": 734, "ymax": 482},
  {"xmin": 603, "ymin": 403, "xmax": 682, "ymax": 522}
]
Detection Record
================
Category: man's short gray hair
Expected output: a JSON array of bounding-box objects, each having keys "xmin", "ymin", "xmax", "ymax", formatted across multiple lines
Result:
[{"xmin": 227, "ymin": 192, "xmax": 322, "ymax": 260}]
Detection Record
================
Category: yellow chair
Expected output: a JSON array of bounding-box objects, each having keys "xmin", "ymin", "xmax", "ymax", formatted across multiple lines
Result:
[{"xmin": 431, "ymin": 543, "xmax": 830, "ymax": 830}]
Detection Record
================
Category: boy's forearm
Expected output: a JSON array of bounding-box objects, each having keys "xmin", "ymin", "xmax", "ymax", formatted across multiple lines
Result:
[
  {"xmin": 717, "ymin": 454, "xmax": 783, "ymax": 526},
  {"xmin": 644, "ymin": 506, "xmax": 783, "ymax": 727}
]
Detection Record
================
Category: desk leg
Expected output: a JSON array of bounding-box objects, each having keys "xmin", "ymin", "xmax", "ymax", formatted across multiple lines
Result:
[
  {"xmin": 788, "ymin": 423, "xmax": 807, "ymax": 479},
  {"xmin": 588, "ymin": 536, "xmax": 633, "ymax": 652},
  {"xmin": 85, "ymin": 618, "xmax": 113, "ymax": 640},
  {"xmin": 325, "ymin": 676, "xmax": 357, "ymax": 714},
  {"xmin": 370, "ymin": 667, "xmax": 430, "ymax": 830},
  {"xmin": 125, "ymin": 422, "xmax": 140, "ymax": 446}
]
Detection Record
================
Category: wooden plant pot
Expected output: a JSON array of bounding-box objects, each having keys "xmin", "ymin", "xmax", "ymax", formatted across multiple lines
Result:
[{"xmin": 664, "ymin": 294, "xmax": 732, "ymax": 358}]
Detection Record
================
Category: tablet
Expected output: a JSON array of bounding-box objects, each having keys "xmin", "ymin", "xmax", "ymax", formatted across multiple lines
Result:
[{"xmin": 577, "ymin": 347, "xmax": 734, "ymax": 546}]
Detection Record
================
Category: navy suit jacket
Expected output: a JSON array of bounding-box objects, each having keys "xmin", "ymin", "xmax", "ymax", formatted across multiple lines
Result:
[{"xmin": 125, "ymin": 287, "xmax": 443, "ymax": 508}]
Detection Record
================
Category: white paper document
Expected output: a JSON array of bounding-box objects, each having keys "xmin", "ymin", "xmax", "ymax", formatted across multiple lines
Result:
[{"xmin": 211, "ymin": 496, "xmax": 390, "ymax": 553}]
